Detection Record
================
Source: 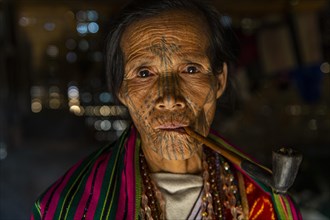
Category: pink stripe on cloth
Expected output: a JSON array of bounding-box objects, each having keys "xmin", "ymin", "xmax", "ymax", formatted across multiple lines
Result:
[
  {"xmin": 287, "ymin": 195, "xmax": 302, "ymax": 220},
  {"xmin": 116, "ymin": 127, "xmax": 137, "ymax": 220},
  {"xmin": 85, "ymin": 152, "xmax": 112, "ymax": 219},
  {"xmin": 39, "ymin": 178, "xmax": 62, "ymax": 214},
  {"xmin": 74, "ymin": 153, "xmax": 109, "ymax": 219},
  {"xmin": 41, "ymin": 160, "xmax": 83, "ymax": 220}
]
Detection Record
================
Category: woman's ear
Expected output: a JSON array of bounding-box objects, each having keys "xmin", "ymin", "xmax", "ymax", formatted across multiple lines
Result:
[
  {"xmin": 216, "ymin": 62, "xmax": 228, "ymax": 99},
  {"xmin": 117, "ymin": 89, "xmax": 127, "ymax": 106}
]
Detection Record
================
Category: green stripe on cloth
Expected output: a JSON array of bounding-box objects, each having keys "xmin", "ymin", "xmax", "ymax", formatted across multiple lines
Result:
[
  {"xmin": 54, "ymin": 150, "xmax": 100, "ymax": 219},
  {"xmin": 64, "ymin": 162, "xmax": 93, "ymax": 219},
  {"xmin": 134, "ymin": 136, "xmax": 142, "ymax": 220},
  {"xmin": 273, "ymin": 193, "xmax": 294, "ymax": 220},
  {"xmin": 95, "ymin": 128, "xmax": 128, "ymax": 219},
  {"xmin": 32, "ymin": 201, "xmax": 41, "ymax": 218},
  {"xmin": 105, "ymin": 144, "xmax": 125, "ymax": 219}
]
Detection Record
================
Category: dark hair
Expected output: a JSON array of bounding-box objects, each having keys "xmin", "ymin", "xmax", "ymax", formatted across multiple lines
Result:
[{"xmin": 105, "ymin": 0, "xmax": 236, "ymax": 103}]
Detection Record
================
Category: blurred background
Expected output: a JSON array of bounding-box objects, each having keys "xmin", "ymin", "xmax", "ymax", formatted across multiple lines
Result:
[{"xmin": 0, "ymin": 0, "xmax": 329, "ymax": 219}]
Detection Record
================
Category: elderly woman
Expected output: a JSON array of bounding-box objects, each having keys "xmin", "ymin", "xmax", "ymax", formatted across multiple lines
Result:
[{"xmin": 31, "ymin": 0, "xmax": 301, "ymax": 219}]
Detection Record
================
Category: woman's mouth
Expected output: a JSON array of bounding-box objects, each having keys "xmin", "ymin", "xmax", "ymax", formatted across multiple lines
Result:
[
  {"xmin": 160, "ymin": 127, "xmax": 186, "ymax": 133},
  {"xmin": 156, "ymin": 124, "xmax": 187, "ymax": 134}
]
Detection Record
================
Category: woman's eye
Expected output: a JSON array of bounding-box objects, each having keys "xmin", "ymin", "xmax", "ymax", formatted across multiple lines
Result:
[
  {"xmin": 138, "ymin": 69, "xmax": 151, "ymax": 78},
  {"xmin": 184, "ymin": 66, "xmax": 199, "ymax": 74}
]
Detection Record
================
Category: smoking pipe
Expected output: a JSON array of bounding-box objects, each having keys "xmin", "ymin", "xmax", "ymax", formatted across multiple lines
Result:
[{"xmin": 184, "ymin": 127, "xmax": 303, "ymax": 194}]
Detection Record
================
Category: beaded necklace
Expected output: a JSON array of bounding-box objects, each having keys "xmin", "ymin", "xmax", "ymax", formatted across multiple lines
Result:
[{"xmin": 139, "ymin": 147, "xmax": 246, "ymax": 220}]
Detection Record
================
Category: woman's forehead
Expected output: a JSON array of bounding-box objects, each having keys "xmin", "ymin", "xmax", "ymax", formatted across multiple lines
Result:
[{"xmin": 120, "ymin": 10, "xmax": 210, "ymax": 62}]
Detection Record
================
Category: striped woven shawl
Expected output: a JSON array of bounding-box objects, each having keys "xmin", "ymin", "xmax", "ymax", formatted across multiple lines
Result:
[{"xmin": 31, "ymin": 126, "xmax": 302, "ymax": 220}]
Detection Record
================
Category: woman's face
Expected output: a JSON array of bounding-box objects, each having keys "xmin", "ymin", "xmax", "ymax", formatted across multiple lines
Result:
[{"xmin": 119, "ymin": 10, "xmax": 227, "ymax": 160}]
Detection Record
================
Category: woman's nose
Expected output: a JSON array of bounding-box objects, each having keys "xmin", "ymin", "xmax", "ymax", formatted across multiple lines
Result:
[
  {"xmin": 155, "ymin": 95, "xmax": 185, "ymax": 110},
  {"xmin": 154, "ymin": 75, "xmax": 185, "ymax": 110}
]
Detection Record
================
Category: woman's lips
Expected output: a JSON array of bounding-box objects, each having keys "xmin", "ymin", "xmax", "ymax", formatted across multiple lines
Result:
[
  {"xmin": 156, "ymin": 124, "xmax": 188, "ymax": 133},
  {"xmin": 160, "ymin": 127, "xmax": 186, "ymax": 133}
]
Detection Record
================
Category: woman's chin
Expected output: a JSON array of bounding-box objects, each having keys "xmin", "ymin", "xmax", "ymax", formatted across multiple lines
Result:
[{"xmin": 155, "ymin": 136, "xmax": 201, "ymax": 160}]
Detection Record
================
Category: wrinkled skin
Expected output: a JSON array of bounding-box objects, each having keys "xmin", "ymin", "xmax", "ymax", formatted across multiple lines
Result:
[{"xmin": 118, "ymin": 10, "xmax": 227, "ymax": 173}]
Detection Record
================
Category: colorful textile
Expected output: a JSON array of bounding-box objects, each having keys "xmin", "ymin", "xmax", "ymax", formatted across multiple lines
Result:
[
  {"xmin": 31, "ymin": 126, "xmax": 302, "ymax": 219},
  {"xmin": 208, "ymin": 132, "xmax": 302, "ymax": 220}
]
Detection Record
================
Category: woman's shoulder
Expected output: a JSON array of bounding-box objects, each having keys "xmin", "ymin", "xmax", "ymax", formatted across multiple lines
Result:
[{"xmin": 30, "ymin": 138, "xmax": 124, "ymax": 219}]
